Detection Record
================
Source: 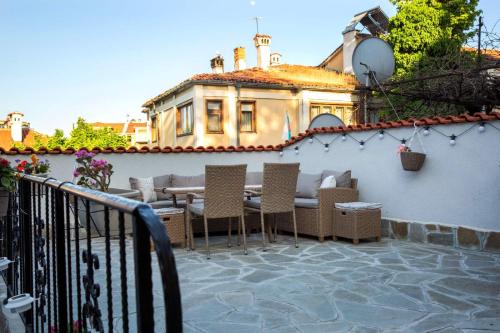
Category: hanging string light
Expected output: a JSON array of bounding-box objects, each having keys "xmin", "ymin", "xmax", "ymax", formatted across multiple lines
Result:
[
  {"xmin": 449, "ymin": 134, "xmax": 456, "ymax": 146},
  {"xmin": 277, "ymin": 121, "xmax": 496, "ymax": 156}
]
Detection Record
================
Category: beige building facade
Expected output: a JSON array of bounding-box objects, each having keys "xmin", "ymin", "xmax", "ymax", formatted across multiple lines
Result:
[{"xmin": 143, "ymin": 35, "xmax": 362, "ymax": 147}]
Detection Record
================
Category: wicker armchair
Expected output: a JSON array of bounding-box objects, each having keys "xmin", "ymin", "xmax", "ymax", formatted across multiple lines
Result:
[
  {"xmin": 186, "ymin": 164, "xmax": 247, "ymax": 258},
  {"xmin": 277, "ymin": 178, "xmax": 358, "ymax": 242},
  {"xmin": 244, "ymin": 163, "xmax": 300, "ymax": 250}
]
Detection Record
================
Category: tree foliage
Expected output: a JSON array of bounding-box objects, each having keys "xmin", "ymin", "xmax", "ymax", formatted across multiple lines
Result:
[
  {"xmin": 47, "ymin": 129, "xmax": 67, "ymax": 150},
  {"xmin": 386, "ymin": 0, "xmax": 480, "ymax": 78},
  {"xmin": 46, "ymin": 118, "xmax": 128, "ymax": 149},
  {"xmin": 377, "ymin": 0, "xmax": 490, "ymax": 120}
]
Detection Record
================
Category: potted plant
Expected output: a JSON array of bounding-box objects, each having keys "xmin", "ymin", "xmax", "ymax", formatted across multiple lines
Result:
[
  {"xmin": 398, "ymin": 144, "xmax": 426, "ymax": 171},
  {"xmin": 15, "ymin": 155, "xmax": 50, "ymax": 177},
  {"xmin": 73, "ymin": 149, "xmax": 140, "ymax": 236},
  {"xmin": 0, "ymin": 158, "xmax": 16, "ymax": 217}
]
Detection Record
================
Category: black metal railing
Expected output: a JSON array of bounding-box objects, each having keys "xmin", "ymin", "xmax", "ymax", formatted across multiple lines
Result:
[{"xmin": 0, "ymin": 174, "xmax": 182, "ymax": 332}]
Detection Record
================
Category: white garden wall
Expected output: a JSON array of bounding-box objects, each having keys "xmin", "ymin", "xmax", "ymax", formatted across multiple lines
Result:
[{"xmin": 5, "ymin": 120, "xmax": 500, "ymax": 231}]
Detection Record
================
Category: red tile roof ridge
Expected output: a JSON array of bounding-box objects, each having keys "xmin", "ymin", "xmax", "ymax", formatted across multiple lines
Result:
[
  {"xmin": 2, "ymin": 112, "xmax": 498, "ymax": 155},
  {"xmin": 143, "ymin": 64, "xmax": 359, "ymax": 107}
]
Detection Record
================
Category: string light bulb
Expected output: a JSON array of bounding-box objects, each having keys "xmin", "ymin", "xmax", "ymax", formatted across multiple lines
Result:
[
  {"xmin": 423, "ymin": 126, "xmax": 430, "ymax": 136},
  {"xmin": 279, "ymin": 151, "xmax": 283, "ymax": 157},
  {"xmin": 294, "ymin": 146, "xmax": 299, "ymax": 154},
  {"xmin": 359, "ymin": 141, "xmax": 365, "ymax": 150},
  {"xmin": 324, "ymin": 143, "xmax": 329, "ymax": 152},
  {"xmin": 449, "ymin": 134, "xmax": 456, "ymax": 146},
  {"xmin": 478, "ymin": 122, "xmax": 485, "ymax": 133},
  {"xmin": 379, "ymin": 130, "xmax": 384, "ymax": 139},
  {"xmin": 308, "ymin": 137, "xmax": 313, "ymax": 143},
  {"xmin": 341, "ymin": 133, "xmax": 346, "ymax": 141}
]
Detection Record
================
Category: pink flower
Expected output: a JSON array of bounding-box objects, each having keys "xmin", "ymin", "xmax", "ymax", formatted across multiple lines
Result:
[
  {"xmin": 73, "ymin": 170, "xmax": 80, "ymax": 177},
  {"xmin": 75, "ymin": 149, "xmax": 95, "ymax": 159}
]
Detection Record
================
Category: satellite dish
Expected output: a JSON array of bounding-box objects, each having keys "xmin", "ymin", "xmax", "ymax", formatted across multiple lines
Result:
[
  {"xmin": 309, "ymin": 113, "xmax": 345, "ymax": 129},
  {"xmin": 352, "ymin": 37, "xmax": 395, "ymax": 86}
]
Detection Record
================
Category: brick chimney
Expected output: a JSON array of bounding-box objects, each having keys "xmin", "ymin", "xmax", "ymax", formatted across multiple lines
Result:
[
  {"xmin": 254, "ymin": 34, "xmax": 271, "ymax": 70},
  {"xmin": 210, "ymin": 54, "xmax": 224, "ymax": 74},
  {"xmin": 234, "ymin": 47, "xmax": 246, "ymax": 71}
]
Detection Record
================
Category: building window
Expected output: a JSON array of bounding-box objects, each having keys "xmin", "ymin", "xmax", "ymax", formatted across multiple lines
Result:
[
  {"xmin": 176, "ymin": 102, "xmax": 193, "ymax": 136},
  {"xmin": 206, "ymin": 100, "xmax": 223, "ymax": 133},
  {"xmin": 151, "ymin": 116, "xmax": 158, "ymax": 142},
  {"xmin": 310, "ymin": 103, "xmax": 355, "ymax": 125},
  {"xmin": 240, "ymin": 101, "xmax": 256, "ymax": 132}
]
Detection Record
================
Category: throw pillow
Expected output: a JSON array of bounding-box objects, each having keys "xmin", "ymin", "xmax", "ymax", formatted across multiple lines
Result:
[
  {"xmin": 296, "ymin": 173, "xmax": 322, "ymax": 198},
  {"xmin": 153, "ymin": 174, "xmax": 172, "ymax": 200},
  {"xmin": 322, "ymin": 170, "xmax": 352, "ymax": 188},
  {"xmin": 129, "ymin": 177, "xmax": 157, "ymax": 203},
  {"xmin": 320, "ymin": 175, "xmax": 337, "ymax": 189}
]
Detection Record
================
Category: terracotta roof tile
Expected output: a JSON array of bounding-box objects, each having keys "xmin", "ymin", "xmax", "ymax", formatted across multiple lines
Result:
[
  {"xmin": 143, "ymin": 65, "xmax": 359, "ymax": 107},
  {"xmin": 2, "ymin": 112, "xmax": 498, "ymax": 155}
]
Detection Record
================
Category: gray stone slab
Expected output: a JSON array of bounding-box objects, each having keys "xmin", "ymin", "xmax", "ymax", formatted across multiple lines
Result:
[
  {"xmin": 335, "ymin": 300, "xmax": 425, "ymax": 329},
  {"xmin": 435, "ymin": 277, "xmax": 500, "ymax": 297},
  {"xmin": 63, "ymin": 235, "xmax": 500, "ymax": 332}
]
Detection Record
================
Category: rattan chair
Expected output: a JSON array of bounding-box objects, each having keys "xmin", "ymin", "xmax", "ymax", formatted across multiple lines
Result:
[
  {"xmin": 186, "ymin": 164, "xmax": 247, "ymax": 258},
  {"xmin": 244, "ymin": 163, "xmax": 300, "ymax": 250}
]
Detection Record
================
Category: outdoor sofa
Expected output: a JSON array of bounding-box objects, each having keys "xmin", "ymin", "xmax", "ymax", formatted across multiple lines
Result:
[{"xmin": 130, "ymin": 169, "xmax": 358, "ymax": 241}]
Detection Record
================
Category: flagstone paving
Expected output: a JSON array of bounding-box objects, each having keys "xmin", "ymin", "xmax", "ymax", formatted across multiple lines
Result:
[
  {"xmin": 174, "ymin": 235, "xmax": 500, "ymax": 333},
  {"xmin": 87, "ymin": 235, "xmax": 500, "ymax": 332}
]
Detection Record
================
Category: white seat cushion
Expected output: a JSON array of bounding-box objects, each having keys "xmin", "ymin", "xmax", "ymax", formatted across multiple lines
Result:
[
  {"xmin": 294, "ymin": 198, "xmax": 319, "ymax": 208},
  {"xmin": 335, "ymin": 202, "xmax": 382, "ymax": 210},
  {"xmin": 188, "ymin": 202, "xmax": 205, "ymax": 216},
  {"xmin": 244, "ymin": 197, "xmax": 262, "ymax": 209}
]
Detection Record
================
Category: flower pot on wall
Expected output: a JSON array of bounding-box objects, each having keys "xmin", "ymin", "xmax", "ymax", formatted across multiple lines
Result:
[
  {"xmin": 77, "ymin": 188, "xmax": 141, "ymax": 237},
  {"xmin": 400, "ymin": 151, "xmax": 426, "ymax": 171},
  {"xmin": 0, "ymin": 188, "xmax": 10, "ymax": 217}
]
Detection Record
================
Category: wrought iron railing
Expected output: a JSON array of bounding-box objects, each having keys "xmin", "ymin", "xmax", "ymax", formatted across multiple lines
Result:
[{"xmin": 0, "ymin": 175, "xmax": 182, "ymax": 332}]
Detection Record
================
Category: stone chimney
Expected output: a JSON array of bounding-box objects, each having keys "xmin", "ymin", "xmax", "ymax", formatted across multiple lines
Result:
[
  {"xmin": 254, "ymin": 34, "xmax": 271, "ymax": 70},
  {"xmin": 210, "ymin": 54, "xmax": 224, "ymax": 74},
  {"xmin": 234, "ymin": 47, "xmax": 246, "ymax": 71},
  {"xmin": 270, "ymin": 52, "xmax": 282, "ymax": 66},
  {"xmin": 8, "ymin": 112, "xmax": 24, "ymax": 142}
]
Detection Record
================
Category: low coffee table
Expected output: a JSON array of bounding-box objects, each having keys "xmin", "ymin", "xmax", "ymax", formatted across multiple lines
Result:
[
  {"xmin": 152, "ymin": 208, "xmax": 186, "ymax": 248},
  {"xmin": 333, "ymin": 202, "xmax": 382, "ymax": 244}
]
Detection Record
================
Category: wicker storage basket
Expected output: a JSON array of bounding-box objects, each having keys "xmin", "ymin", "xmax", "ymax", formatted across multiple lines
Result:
[
  {"xmin": 151, "ymin": 211, "xmax": 186, "ymax": 250},
  {"xmin": 333, "ymin": 208, "xmax": 381, "ymax": 244},
  {"xmin": 400, "ymin": 151, "xmax": 426, "ymax": 171}
]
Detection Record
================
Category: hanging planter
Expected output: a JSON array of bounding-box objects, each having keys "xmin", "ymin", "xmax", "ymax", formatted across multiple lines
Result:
[
  {"xmin": 400, "ymin": 151, "xmax": 426, "ymax": 171},
  {"xmin": 398, "ymin": 122, "xmax": 427, "ymax": 172}
]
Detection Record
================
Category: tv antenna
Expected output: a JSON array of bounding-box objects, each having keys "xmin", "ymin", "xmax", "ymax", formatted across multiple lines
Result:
[
  {"xmin": 252, "ymin": 16, "xmax": 263, "ymax": 34},
  {"xmin": 352, "ymin": 37, "xmax": 397, "ymax": 122}
]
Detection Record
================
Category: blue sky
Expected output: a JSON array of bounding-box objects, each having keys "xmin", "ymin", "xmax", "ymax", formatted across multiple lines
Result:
[{"xmin": 0, "ymin": 0, "xmax": 498, "ymax": 135}]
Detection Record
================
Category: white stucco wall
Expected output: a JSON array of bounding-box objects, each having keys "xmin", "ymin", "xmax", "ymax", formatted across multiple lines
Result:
[{"xmin": 5, "ymin": 120, "xmax": 500, "ymax": 231}]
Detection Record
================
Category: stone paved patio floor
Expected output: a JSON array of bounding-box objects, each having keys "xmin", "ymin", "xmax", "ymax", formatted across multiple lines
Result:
[{"xmin": 175, "ymin": 234, "xmax": 500, "ymax": 333}]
